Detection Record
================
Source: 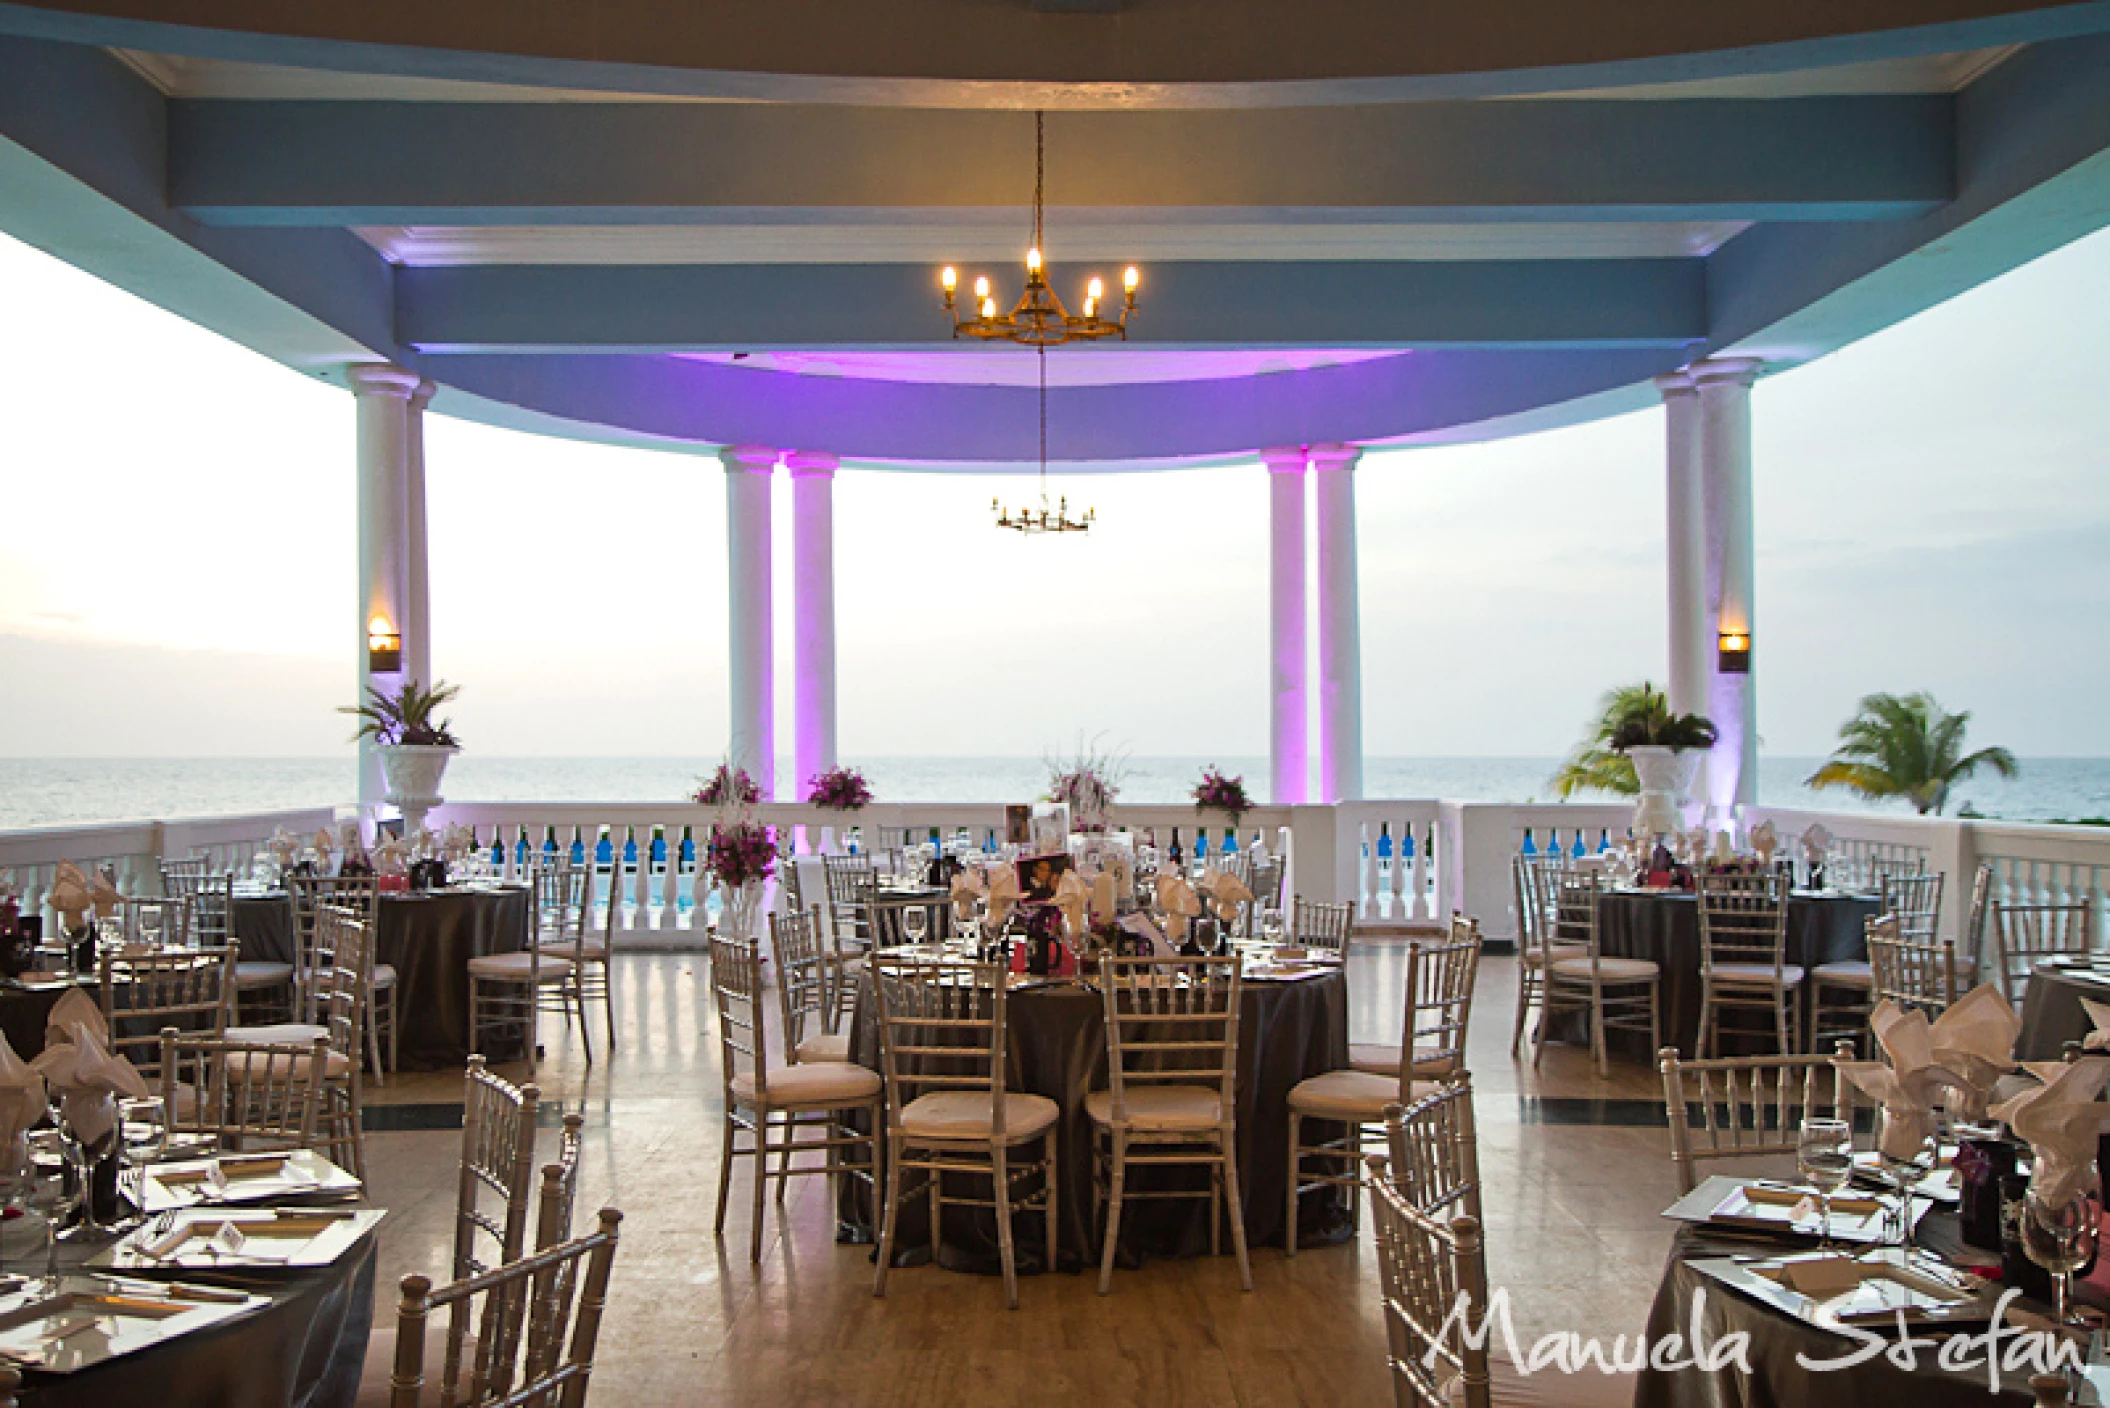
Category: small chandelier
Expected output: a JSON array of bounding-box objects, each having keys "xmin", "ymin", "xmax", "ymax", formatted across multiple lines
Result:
[
  {"xmin": 990, "ymin": 344, "xmax": 1095, "ymax": 535},
  {"xmin": 940, "ymin": 112, "xmax": 1138, "ymax": 347}
]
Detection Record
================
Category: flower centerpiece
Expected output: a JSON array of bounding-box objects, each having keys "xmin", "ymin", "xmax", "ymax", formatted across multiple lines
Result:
[
  {"xmin": 341, "ymin": 680, "xmax": 462, "ymax": 834},
  {"xmin": 1192, "ymin": 766, "xmax": 1251, "ymax": 823},
  {"xmin": 693, "ymin": 762, "xmax": 761, "ymax": 809},
  {"xmin": 1046, "ymin": 739, "xmax": 1126, "ymax": 834},
  {"xmin": 805, "ymin": 765, "xmax": 873, "ymax": 812},
  {"xmin": 705, "ymin": 820, "xmax": 778, "ymax": 940}
]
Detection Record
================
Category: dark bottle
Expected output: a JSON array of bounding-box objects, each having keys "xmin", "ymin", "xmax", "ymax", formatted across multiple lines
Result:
[{"xmin": 1168, "ymin": 828, "xmax": 1184, "ymax": 872}]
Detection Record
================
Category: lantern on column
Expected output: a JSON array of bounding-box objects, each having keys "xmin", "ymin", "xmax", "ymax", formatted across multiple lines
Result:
[{"xmin": 368, "ymin": 615, "xmax": 403, "ymax": 674}]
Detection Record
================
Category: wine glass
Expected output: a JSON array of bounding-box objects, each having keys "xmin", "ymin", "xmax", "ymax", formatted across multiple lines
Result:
[
  {"xmin": 1798, "ymin": 1117, "xmax": 1855, "ymax": 1247},
  {"xmin": 2024, "ymin": 1162, "xmax": 2102, "ymax": 1329},
  {"xmin": 57, "ymin": 1100, "xmax": 121, "ymax": 1236},
  {"xmin": 22, "ymin": 1129, "xmax": 79, "ymax": 1289},
  {"xmin": 118, "ymin": 1097, "xmax": 168, "ymax": 1222},
  {"xmin": 1877, "ymin": 1110, "xmax": 1939, "ymax": 1248}
]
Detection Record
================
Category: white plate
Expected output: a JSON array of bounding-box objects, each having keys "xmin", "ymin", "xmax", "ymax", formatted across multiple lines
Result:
[
  {"xmin": 138, "ymin": 1148, "xmax": 361, "ymax": 1215},
  {"xmin": 1663, "ymin": 1174, "xmax": 1928, "ymax": 1246},
  {"xmin": 0, "ymin": 1274, "xmax": 265, "ymax": 1373},
  {"xmin": 90, "ymin": 1207, "xmax": 385, "ymax": 1272}
]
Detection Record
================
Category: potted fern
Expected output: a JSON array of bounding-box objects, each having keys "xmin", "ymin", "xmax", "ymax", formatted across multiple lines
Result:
[
  {"xmin": 342, "ymin": 679, "xmax": 462, "ymax": 805},
  {"xmin": 1602, "ymin": 684, "xmax": 1716, "ymax": 836}
]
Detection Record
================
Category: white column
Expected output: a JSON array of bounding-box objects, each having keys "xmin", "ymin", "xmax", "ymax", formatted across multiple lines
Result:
[
  {"xmin": 1658, "ymin": 370, "xmax": 1709, "ymax": 723},
  {"xmin": 1693, "ymin": 358, "xmax": 1762, "ymax": 820},
  {"xmin": 721, "ymin": 445, "xmax": 778, "ymax": 798},
  {"xmin": 348, "ymin": 364, "xmax": 422, "ymax": 807},
  {"xmin": 1310, "ymin": 442, "xmax": 1364, "ymax": 803},
  {"xmin": 402, "ymin": 379, "xmax": 436, "ymax": 688},
  {"xmin": 786, "ymin": 450, "xmax": 838, "ymax": 796},
  {"xmin": 1262, "ymin": 447, "xmax": 1309, "ymax": 805}
]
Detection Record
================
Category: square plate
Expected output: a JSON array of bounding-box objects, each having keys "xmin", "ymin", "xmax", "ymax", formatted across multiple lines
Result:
[
  {"xmin": 90, "ymin": 1207, "xmax": 385, "ymax": 1272},
  {"xmin": 138, "ymin": 1149, "xmax": 361, "ymax": 1214},
  {"xmin": 1663, "ymin": 1174, "xmax": 1929, "ymax": 1246},
  {"xmin": 0, "ymin": 1274, "xmax": 266, "ymax": 1372},
  {"xmin": 1688, "ymin": 1247, "xmax": 1996, "ymax": 1334}
]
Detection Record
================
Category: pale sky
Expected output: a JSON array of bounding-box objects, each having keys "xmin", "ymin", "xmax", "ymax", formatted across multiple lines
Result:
[{"xmin": 2, "ymin": 225, "xmax": 2107, "ymax": 760}]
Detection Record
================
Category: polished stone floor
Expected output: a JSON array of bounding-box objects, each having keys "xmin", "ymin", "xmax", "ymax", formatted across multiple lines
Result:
[{"xmin": 361, "ymin": 945, "xmax": 1683, "ymax": 1405}]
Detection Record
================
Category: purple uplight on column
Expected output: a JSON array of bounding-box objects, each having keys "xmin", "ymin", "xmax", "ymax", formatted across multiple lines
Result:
[
  {"xmin": 1311, "ymin": 443, "xmax": 1364, "ymax": 804},
  {"xmin": 785, "ymin": 450, "xmax": 839, "ymax": 796},
  {"xmin": 1263, "ymin": 447, "xmax": 1310, "ymax": 805},
  {"xmin": 721, "ymin": 444, "xmax": 779, "ymax": 798}
]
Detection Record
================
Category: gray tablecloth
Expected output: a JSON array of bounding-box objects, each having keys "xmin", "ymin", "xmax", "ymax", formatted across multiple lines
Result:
[
  {"xmin": 1634, "ymin": 1218, "xmax": 2036, "ymax": 1406},
  {"xmin": 1589, "ymin": 891, "xmax": 1881, "ymax": 1058},
  {"xmin": 20, "ymin": 1231, "xmax": 376, "ymax": 1408},
  {"xmin": 232, "ymin": 892, "xmax": 297, "ymax": 964},
  {"xmin": 0, "ymin": 978, "xmax": 89, "ymax": 1059},
  {"xmin": 839, "ymin": 969, "xmax": 1352, "ymax": 1274},
  {"xmin": 2017, "ymin": 963, "xmax": 2110, "ymax": 1060}
]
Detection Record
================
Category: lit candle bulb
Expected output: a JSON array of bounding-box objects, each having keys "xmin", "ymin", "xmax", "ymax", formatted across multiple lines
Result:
[
  {"xmin": 1026, "ymin": 247, "xmax": 1042, "ymax": 275},
  {"xmin": 1087, "ymin": 276, "xmax": 1104, "ymax": 302},
  {"xmin": 1083, "ymin": 297, "xmax": 1096, "ymax": 318},
  {"xmin": 941, "ymin": 266, "xmax": 957, "ymax": 292},
  {"xmin": 974, "ymin": 275, "xmax": 990, "ymax": 300},
  {"xmin": 980, "ymin": 296, "xmax": 996, "ymax": 319},
  {"xmin": 1123, "ymin": 266, "xmax": 1140, "ymax": 294}
]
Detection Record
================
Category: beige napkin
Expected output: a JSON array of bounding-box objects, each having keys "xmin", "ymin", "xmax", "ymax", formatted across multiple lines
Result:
[
  {"xmin": 1052, "ymin": 870, "xmax": 1090, "ymax": 939},
  {"xmin": 1156, "ymin": 873, "xmax": 1201, "ymax": 941},
  {"xmin": 1928, "ymin": 984, "xmax": 2021, "ymax": 1119},
  {"xmin": 2075, "ymin": 996, "xmax": 2110, "ymax": 1053},
  {"xmin": 1088, "ymin": 870, "xmax": 1118, "ymax": 925},
  {"xmin": 950, "ymin": 868, "xmax": 986, "ymax": 922},
  {"xmin": 86, "ymin": 867, "xmax": 121, "ymax": 920},
  {"xmin": 1204, "ymin": 869, "xmax": 1252, "ymax": 925},
  {"xmin": 1749, "ymin": 821, "xmax": 1779, "ymax": 866},
  {"xmin": 1836, "ymin": 1000, "xmax": 1968, "ymax": 1159},
  {"xmin": 30, "ymin": 1027, "xmax": 149, "ymax": 1148},
  {"xmin": 0, "ymin": 1032, "xmax": 47, "ymax": 1163},
  {"xmin": 45, "ymin": 987, "xmax": 110, "ymax": 1051},
  {"xmin": 372, "ymin": 835, "xmax": 410, "ymax": 876},
  {"xmin": 1801, "ymin": 823, "xmax": 1833, "ymax": 863},
  {"xmin": 47, "ymin": 861, "xmax": 92, "ymax": 932},
  {"xmin": 985, "ymin": 865, "xmax": 1021, "ymax": 930},
  {"xmin": 267, "ymin": 828, "xmax": 301, "ymax": 864},
  {"xmin": 1990, "ymin": 1056, "xmax": 2110, "ymax": 1202},
  {"xmin": 313, "ymin": 827, "xmax": 336, "ymax": 859}
]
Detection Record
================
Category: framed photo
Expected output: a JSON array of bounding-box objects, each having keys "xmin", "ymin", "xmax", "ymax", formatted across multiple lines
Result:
[
  {"xmin": 1005, "ymin": 804, "xmax": 1033, "ymax": 846},
  {"xmin": 1015, "ymin": 851, "xmax": 1072, "ymax": 902}
]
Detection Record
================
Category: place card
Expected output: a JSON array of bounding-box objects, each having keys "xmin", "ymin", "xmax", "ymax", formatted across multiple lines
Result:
[{"xmin": 139, "ymin": 1148, "xmax": 358, "ymax": 1213}]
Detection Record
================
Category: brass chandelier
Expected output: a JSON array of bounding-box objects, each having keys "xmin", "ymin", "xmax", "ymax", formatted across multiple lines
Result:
[{"xmin": 943, "ymin": 112, "xmax": 1132, "ymax": 535}]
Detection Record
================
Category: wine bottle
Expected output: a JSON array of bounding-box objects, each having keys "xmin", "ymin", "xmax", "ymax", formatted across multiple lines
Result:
[
  {"xmin": 677, "ymin": 825, "xmax": 697, "ymax": 916},
  {"xmin": 541, "ymin": 826, "xmax": 560, "ymax": 867},
  {"xmin": 594, "ymin": 829, "xmax": 615, "ymax": 869},
  {"xmin": 1167, "ymin": 828, "xmax": 1184, "ymax": 871},
  {"xmin": 622, "ymin": 826, "xmax": 639, "ymax": 873},
  {"xmin": 1222, "ymin": 828, "xmax": 1238, "ymax": 857},
  {"xmin": 569, "ymin": 831, "xmax": 586, "ymax": 868},
  {"xmin": 1194, "ymin": 830, "xmax": 1209, "ymax": 867},
  {"xmin": 513, "ymin": 830, "xmax": 530, "ymax": 872},
  {"xmin": 1377, "ymin": 822, "xmax": 1393, "ymax": 877}
]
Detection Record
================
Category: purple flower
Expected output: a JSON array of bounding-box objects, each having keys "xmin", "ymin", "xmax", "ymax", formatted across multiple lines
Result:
[
  {"xmin": 805, "ymin": 766, "xmax": 873, "ymax": 811},
  {"xmin": 705, "ymin": 821, "xmax": 779, "ymax": 890},
  {"xmin": 1192, "ymin": 767, "xmax": 1252, "ymax": 819},
  {"xmin": 694, "ymin": 763, "xmax": 760, "ymax": 807}
]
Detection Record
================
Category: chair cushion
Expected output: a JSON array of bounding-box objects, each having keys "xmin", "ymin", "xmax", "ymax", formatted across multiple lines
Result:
[
  {"xmin": 1708, "ymin": 962, "xmax": 1807, "ymax": 987},
  {"xmin": 731, "ymin": 1062, "xmax": 879, "ymax": 1109},
  {"xmin": 232, "ymin": 961, "xmax": 293, "ymax": 988},
  {"xmin": 1548, "ymin": 955, "xmax": 1660, "ymax": 982},
  {"xmin": 1347, "ymin": 1045, "xmax": 1459, "ymax": 1079},
  {"xmin": 225, "ymin": 1023, "xmax": 327, "ymax": 1045},
  {"xmin": 1812, "ymin": 960, "xmax": 1873, "ymax": 987},
  {"xmin": 792, "ymin": 1031, "xmax": 852, "ymax": 1064},
  {"xmin": 370, "ymin": 963, "xmax": 396, "ymax": 989},
  {"xmin": 1083, "ymin": 1085, "xmax": 1225, "ymax": 1132},
  {"xmin": 466, "ymin": 951, "xmax": 574, "ymax": 981},
  {"xmin": 1520, "ymin": 943, "xmax": 1589, "ymax": 969},
  {"xmin": 222, "ymin": 1046, "xmax": 352, "ymax": 1081},
  {"xmin": 1289, "ymin": 1069, "xmax": 1416, "ymax": 1122},
  {"xmin": 540, "ymin": 939, "xmax": 608, "ymax": 961},
  {"xmin": 898, "ymin": 1091, "xmax": 1059, "ymax": 1142}
]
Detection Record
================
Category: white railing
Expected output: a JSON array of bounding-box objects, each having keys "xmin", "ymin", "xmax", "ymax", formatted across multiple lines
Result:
[
  {"xmin": 0, "ymin": 807, "xmax": 341, "ymax": 926},
  {"xmin": 1436, "ymin": 801, "xmax": 1637, "ymax": 944}
]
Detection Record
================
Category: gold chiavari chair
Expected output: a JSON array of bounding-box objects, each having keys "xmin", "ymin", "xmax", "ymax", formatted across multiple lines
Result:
[
  {"xmin": 159, "ymin": 1026, "xmax": 328, "ymax": 1155},
  {"xmin": 1366, "ymin": 1155, "xmax": 1493, "ymax": 1408},
  {"xmin": 1991, "ymin": 899, "xmax": 2098, "ymax": 1005},
  {"xmin": 289, "ymin": 873, "xmax": 395, "ymax": 1080},
  {"xmin": 710, "ymin": 934, "xmax": 881, "ymax": 1262},
  {"xmin": 1533, "ymin": 875, "xmax": 1660, "ymax": 1074},
  {"xmin": 306, "ymin": 904, "xmax": 372, "ymax": 1182},
  {"xmin": 1355, "ymin": 914, "xmax": 1484, "ymax": 1083},
  {"xmin": 769, "ymin": 906, "xmax": 851, "ymax": 1064},
  {"xmin": 1866, "ymin": 912, "xmax": 1965, "ymax": 1016},
  {"xmin": 380, "ymin": 1209, "xmax": 622, "ymax": 1408},
  {"xmin": 1508, "ymin": 854, "xmax": 1580, "ymax": 1056},
  {"xmin": 1696, "ymin": 871, "xmax": 1800, "ymax": 1057},
  {"xmin": 1088, "ymin": 954, "xmax": 1251, "ymax": 1295},
  {"xmin": 1658, "ymin": 1043, "xmax": 1857, "ymax": 1195},
  {"xmin": 468, "ymin": 867, "xmax": 575, "ymax": 1069},
  {"xmin": 99, "ymin": 943, "xmax": 235, "ymax": 1081},
  {"xmin": 528, "ymin": 861, "xmax": 597, "ymax": 1063},
  {"xmin": 871, "ymin": 953, "xmax": 1058, "ymax": 1309},
  {"xmin": 1381, "ymin": 1075, "xmax": 1482, "ymax": 1224},
  {"xmin": 1812, "ymin": 871, "xmax": 1946, "ymax": 1054},
  {"xmin": 1290, "ymin": 895, "xmax": 1354, "ymax": 959},
  {"xmin": 823, "ymin": 854, "xmax": 878, "ymax": 954}
]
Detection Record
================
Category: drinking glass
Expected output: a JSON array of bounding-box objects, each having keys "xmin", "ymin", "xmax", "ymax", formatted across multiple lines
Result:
[
  {"xmin": 22, "ymin": 1129, "xmax": 79, "ymax": 1288},
  {"xmin": 1877, "ymin": 1111, "xmax": 1939, "ymax": 1248},
  {"xmin": 1797, "ymin": 1117, "xmax": 1855, "ymax": 1247},
  {"xmin": 2023, "ymin": 1162, "xmax": 2102, "ymax": 1329},
  {"xmin": 57, "ymin": 1102, "xmax": 120, "ymax": 1237},
  {"xmin": 118, "ymin": 1097, "xmax": 168, "ymax": 1221}
]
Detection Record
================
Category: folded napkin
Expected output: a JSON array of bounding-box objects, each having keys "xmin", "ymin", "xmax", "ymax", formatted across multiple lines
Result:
[
  {"xmin": 1801, "ymin": 823, "xmax": 1834, "ymax": 863},
  {"xmin": 1203, "ymin": 869, "xmax": 1252, "ymax": 925},
  {"xmin": 30, "ymin": 1027, "xmax": 149, "ymax": 1149},
  {"xmin": 87, "ymin": 867, "xmax": 121, "ymax": 920},
  {"xmin": 45, "ymin": 986, "xmax": 110, "ymax": 1050},
  {"xmin": 1836, "ymin": 999, "xmax": 1968, "ymax": 1160},
  {"xmin": 985, "ymin": 865, "xmax": 1021, "ymax": 930},
  {"xmin": 1088, "ymin": 870, "xmax": 1118, "ymax": 925},
  {"xmin": 440, "ymin": 823, "xmax": 478, "ymax": 862},
  {"xmin": 313, "ymin": 827, "xmax": 336, "ymax": 858},
  {"xmin": 950, "ymin": 867, "xmax": 987, "ymax": 921},
  {"xmin": 267, "ymin": 828, "xmax": 301, "ymax": 864},
  {"xmin": 46, "ymin": 861, "xmax": 93, "ymax": 932},
  {"xmin": 372, "ymin": 835, "xmax": 410, "ymax": 876},
  {"xmin": 0, "ymin": 1031, "xmax": 47, "ymax": 1163},
  {"xmin": 1928, "ymin": 984, "xmax": 2021, "ymax": 1119},
  {"xmin": 2079, "ymin": 996, "xmax": 2110, "ymax": 1052},
  {"xmin": 1156, "ymin": 873, "xmax": 1202, "ymax": 941},
  {"xmin": 1051, "ymin": 870, "xmax": 1090, "ymax": 939},
  {"xmin": 1749, "ymin": 821, "xmax": 1779, "ymax": 866},
  {"xmin": 1990, "ymin": 1056, "xmax": 2110, "ymax": 1203}
]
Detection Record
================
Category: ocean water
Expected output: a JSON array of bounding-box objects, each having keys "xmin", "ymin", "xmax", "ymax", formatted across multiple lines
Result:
[{"xmin": 2, "ymin": 755, "xmax": 2106, "ymax": 831}]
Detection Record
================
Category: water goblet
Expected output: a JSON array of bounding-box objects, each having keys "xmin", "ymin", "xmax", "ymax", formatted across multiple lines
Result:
[
  {"xmin": 1797, "ymin": 1117, "xmax": 1855, "ymax": 1247},
  {"xmin": 2023, "ymin": 1163, "xmax": 2103, "ymax": 1329},
  {"xmin": 1876, "ymin": 1110, "xmax": 1939, "ymax": 1248},
  {"xmin": 22, "ymin": 1129, "xmax": 79, "ymax": 1289},
  {"xmin": 118, "ymin": 1096, "xmax": 168, "ymax": 1222}
]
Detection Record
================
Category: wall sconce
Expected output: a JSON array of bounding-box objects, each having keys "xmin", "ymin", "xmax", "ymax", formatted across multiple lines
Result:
[
  {"xmin": 367, "ymin": 614, "xmax": 402, "ymax": 674},
  {"xmin": 1717, "ymin": 629, "xmax": 1751, "ymax": 674}
]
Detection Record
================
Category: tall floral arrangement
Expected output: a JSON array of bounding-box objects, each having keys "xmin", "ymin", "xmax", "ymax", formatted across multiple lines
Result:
[
  {"xmin": 1192, "ymin": 766, "xmax": 1252, "ymax": 822},
  {"xmin": 693, "ymin": 762, "xmax": 761, "ymax": 808},
  {"xmin": 806, "ymin": 765, "xmax": 873, "ymax": 811},
  {"xmin": 705, "ymin": 819, "xmax": 778, "ymax": 939},
  {"xmin": 1045, "ymin": 737, "xmax": 1127, "ymax": 833}
]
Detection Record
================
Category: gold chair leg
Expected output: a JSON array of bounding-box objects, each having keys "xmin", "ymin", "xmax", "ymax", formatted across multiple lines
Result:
[
  {"xmin": 1285, "ymin": 1112, "xmax": 1302, "ymax": 1258},
  {"xmin": 1222, "ymin": 1125, "xmax": 1254, "ymax": 1292},
  {"xmin": 1097, "ymin": 1130, "xmax": 1126, "ymax": 1296}
]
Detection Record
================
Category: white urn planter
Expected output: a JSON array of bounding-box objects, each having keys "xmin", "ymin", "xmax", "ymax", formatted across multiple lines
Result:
[
  {"xmin": 1628, "ymin": 745, "xmax": 1704, "ymax": 840},
  {"xmin": 379, "ymin": 743, "xmax": 457, "ymax": 837}
]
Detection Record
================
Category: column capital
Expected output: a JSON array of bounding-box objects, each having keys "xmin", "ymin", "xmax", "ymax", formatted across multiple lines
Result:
[
  {"xmin": 345, "ymin": 363, "xmax": 422, "ymax": 401},
  {"xmin": 784, "ymin": 450, "xmax": 839, "ymax": 479},
  {"xmin": 1307, "ymin": 442, "xmax": 1362, "ymax": 473},
  {"xmin": 409, "ymin": 378, "xmax": 438, "ymax": 413},
  {"xmin": 1653, "ymin": 370, "xmax": 1697, "ymax": 399},
  {"xmin": 719, "ymin": 444, "xmax": 779, "ymax": 475},
  {"xmin": 1689, "ymin": 357, "xmax": 1764, "ymax": 390},
  {"xmin": 1259, "ymin": 446, "xmax": 1308, "ymax": 474}
]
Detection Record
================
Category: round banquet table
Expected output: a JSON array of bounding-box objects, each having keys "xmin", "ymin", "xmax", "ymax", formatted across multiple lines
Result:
[
  {"xmin": 1634, "ymin": 1216, "xmax": 2042, "ymax": 1407},
  {"xmin": 2016, "ymin": 961, "xmax": 2110, "ymax": 1061},
  {"xmin": 1587, "ymin": 890, "xmax": 1882, "ymax": 1058},
  {"xmin": 14, "ymin": 1228, "xmax": 377, "ymax": 1408},
  {"xmin": 838, "ymin": 968, "xmax": 1354, "ymax": 1274},
  {"xmin": 234, "ymin": 886, "xmax": 533, "ymax": 1071},
  {"xmin": 0, "ymin": 977, "xmax": 89, "ymax": 1059}
]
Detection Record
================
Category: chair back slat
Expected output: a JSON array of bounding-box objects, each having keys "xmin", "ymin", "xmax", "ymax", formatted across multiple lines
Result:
[
  {"xmin": 1992, "ymin": 900, "xmax": 2096, "ymax": 1004},
  {"xmin": 1383, "ymin": 1075, "xmax": 1482, "ymax": 1224},
  {"xmin": 1697, "ymin": 872, "xmax": 1790, "ymax": 975},
  {"xmin": 1659, "ymin": 1045, "xmax": 1857, "ymax": 1194},
  {"xmin": 1097, "ymin": 956, "xmax": 1241, "ymax": 1122},
  {"xmin": 101, "ymin": 944, "xmax": 235, "ymax": 1076},
  {"xmin": 1367, "ymin": 1157, "xmax": 1492, "ymax": 1408},
  {"xmin": 870, "ymin": 956, "xmax": 1011, "ymax": 1133},
  {"xmin": 158, "ymin": 1027, "xmax": 326, "ymax": 1153},
  {"xmin": 1290, "ymin": 896, "xmax": 1354, "ymax": 957}
]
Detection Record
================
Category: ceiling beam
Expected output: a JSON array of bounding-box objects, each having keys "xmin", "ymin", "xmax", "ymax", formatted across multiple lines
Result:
[
  {"xmin": 393, "ymin": 258, "xmax": 1704, "ymax": 352},
  {"xmin": 170, "ymin": 99, "xmax": 1952, "ymax": 228}
]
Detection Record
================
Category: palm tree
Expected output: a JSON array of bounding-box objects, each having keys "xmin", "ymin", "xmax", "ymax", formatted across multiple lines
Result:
[
  {"xmin": 1806, "ymin": 691, "xmax": 2017, "ymax": 815},
  {"xmin": 1550, "ymin": 682, "xmax": 1656, "ymax": 798}
]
